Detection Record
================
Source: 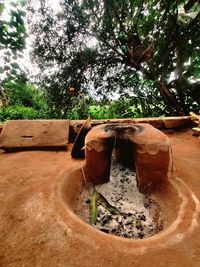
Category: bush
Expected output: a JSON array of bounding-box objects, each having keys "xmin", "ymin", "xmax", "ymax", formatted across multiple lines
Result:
[
  {"xmin": 89, "ymin": 98, "xmax": 143, "ymax": 119},
  {"xmin": 0, "ymin": 106, "xmax": 65, "ymax": 122},
  {"xmin": 67, "ymin": 96, "xmax": 89, "ymax": 119},
  {"xmin": 3, "ymin": 80, "xmax": 48, "ymax": 109},
  {"xmin": 0, "ymin": 79, "xmax": 66, "ymax": 122},
  {"xmin": 0, "ymin": 106, "xmax": 40, "ymax": 121},
  {"xmin": 67, "ymin": 96, "xmax": 144, "ymax": 120}
]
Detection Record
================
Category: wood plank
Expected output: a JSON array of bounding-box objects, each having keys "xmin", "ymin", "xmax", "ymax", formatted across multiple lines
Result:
[{"xmin": 0, "ymin": 120, "xmax": 69, "ymax": 148}]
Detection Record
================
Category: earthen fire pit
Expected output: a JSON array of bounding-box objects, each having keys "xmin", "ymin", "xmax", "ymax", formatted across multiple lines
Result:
[
  {"xmin": 83, "ymin": 123, "xmax": 172, "ymax": 192},
  {"xmin": 70, "ymin": 123, "xmax": 171, "ymax": 238},
  {"xmin": 0, "ymin": 117, "xmax": 200, "ymax": 266}
]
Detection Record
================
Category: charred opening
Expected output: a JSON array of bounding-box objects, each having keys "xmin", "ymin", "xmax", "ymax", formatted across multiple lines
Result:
[{"xmin": 113, "ymin": 138, "xmax": 135, "ymax": 170}]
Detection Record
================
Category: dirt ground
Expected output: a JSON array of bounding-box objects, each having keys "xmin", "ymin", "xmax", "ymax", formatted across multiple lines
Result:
[{"xmin": 0, "ymin": 129, "xmax": 200, "ymax": 267}]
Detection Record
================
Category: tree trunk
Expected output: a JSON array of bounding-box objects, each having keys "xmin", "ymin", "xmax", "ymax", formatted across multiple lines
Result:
[
  {"xmin": 136, "ymin": 64, "xmax": 186, "ymax": 115},
  {"xmin": 0, "ymin": 85, "xmax": 10, "ymax": 107},
  {"xmin": 158, "ymin": 76, "xmax": 185, "ymax": 115},
  {"xmin": 175, "ymin": 47, "xmax": 188, "ymax": 113},
  {"xmin": 125, "ymin": 35, "xmax": 186, "ymax": 115}
]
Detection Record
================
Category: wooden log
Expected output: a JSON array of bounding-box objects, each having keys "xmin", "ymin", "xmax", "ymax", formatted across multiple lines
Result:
[
  {"xmin": 192, "ymin": 127, "xmax": 200, "ymax": 136},
  {"xmin": 190, "ymin": 112, "xmax": 200, "ymax": 127}
]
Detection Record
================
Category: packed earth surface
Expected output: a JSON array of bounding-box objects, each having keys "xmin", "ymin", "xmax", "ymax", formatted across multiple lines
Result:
[{"xmin": 0, "ymin": 129, "xmax": 200, "ymax": 267}]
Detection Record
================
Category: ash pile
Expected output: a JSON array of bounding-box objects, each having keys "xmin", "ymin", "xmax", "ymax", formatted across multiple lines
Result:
[{"xmin": 77, "ymin": 161, "xmax": 163, "ymax": 239}]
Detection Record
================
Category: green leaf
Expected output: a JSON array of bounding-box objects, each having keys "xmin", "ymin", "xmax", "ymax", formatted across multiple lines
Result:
[
  {"xmin": 4, "ymin": 65, "xmax": 11, "ymax": 71},
  {"xmin": 90, "ymin": 187, "xmax": 99, "ymax": 225},
  {"xmin": 17, "ymin": 24, "xmax": 25, "ymax": 33},
  {"xmin": 121, "ymin": 44, "xmax": 128, "ymax": 52},
  {"xmin": 11, "ymin": 62, "xmax": 19, "ymax": 69},
  {"xmin": 0, "ymin": 3, "xmax": 4, "ymax": 15},
  {"xmin": 98, "ymin": 193, "xmax": 119, "ymax": 214},
  {"xmin": 19, "ymin": 0, "xmax": 26, "ymax": 7},
  {"xmin": 118, "ymin": 31, "xmax": 126, "ymax": 38},
  {"xmin": 10, "ymin": 2, "xmax": 17, "ymax": 8}
]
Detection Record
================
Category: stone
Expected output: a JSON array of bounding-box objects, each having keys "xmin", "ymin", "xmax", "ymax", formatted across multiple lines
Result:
[{"xmin": 0, "ymin": 120, "xmax": 69, "ymax": 148}]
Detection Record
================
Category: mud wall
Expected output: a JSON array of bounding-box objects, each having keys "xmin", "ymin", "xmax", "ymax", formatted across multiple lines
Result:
[{"xmin": 69, "ymin": 116, "xmax": 192, "ymax": 141}]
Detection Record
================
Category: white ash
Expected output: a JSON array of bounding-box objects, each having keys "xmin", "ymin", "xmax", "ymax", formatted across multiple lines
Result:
[
  {"xmin": 76, "ymin": 161, "xmax": 163, "ymax": 239},
  {"xmin": 96, "ymin": 162, "xmax": 147, "ymax": 215}
]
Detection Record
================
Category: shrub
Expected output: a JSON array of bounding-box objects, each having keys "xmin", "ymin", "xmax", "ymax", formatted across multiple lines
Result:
[{"xmin": 3, "ymin": 80, "xmax": 48, "ymax": 109}]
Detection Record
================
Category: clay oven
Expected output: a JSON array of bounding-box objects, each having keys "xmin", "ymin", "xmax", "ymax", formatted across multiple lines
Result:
[{"xmin": 83, "ymin": 123, "xmax": 172, "ymax": 193}]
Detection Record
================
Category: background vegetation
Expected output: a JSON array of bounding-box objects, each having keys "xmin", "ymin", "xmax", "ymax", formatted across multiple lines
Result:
[{"xmin": 0, "ymin": 0, "xmax": 199, "ymax": 122}]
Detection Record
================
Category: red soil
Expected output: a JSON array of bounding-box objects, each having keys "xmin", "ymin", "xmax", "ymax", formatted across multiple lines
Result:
[{"xmin": 0, "ymin": 130, "xmax": 200, "ymax": 267}]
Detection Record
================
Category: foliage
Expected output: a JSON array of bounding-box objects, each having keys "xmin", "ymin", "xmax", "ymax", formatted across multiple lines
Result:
[
  {"xmin": 3, "ymin": 79, "xmax": 47, "ymax": 109},
  {"xmin": 67, "ymin": 96, "xmax": 89, "ymax": 119},
  {"xmin": 29, "ymin": 0, "xmax": 200, "ymax": 115},
  {"xmin": 67, "ymin": 94, "xmax": 166, "ymax": 120},
  {"xmin": 0, "ymin": 106, "xmax": 44, "ymax": 121},
  {"xmin": 0, "ymin": 79, "xmax": 63, "ymax": 122},
  {"xmin": 89, "ymin": 99, "xmax": 142, "ymax": 119},
  {"xmin": 0, "ymin": 105, "xmax": 64, "ymax": 122},
  {"xmin": 0, "ymin": 1, "xmax": 27, "ymax": 109},
  {"xmin": 0, "ymin": 1, "xmax": 26, "ymax": 81}
]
